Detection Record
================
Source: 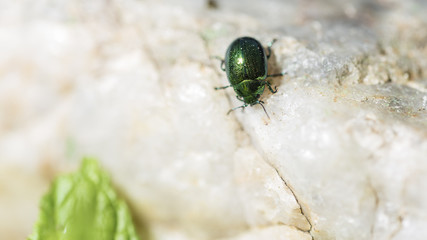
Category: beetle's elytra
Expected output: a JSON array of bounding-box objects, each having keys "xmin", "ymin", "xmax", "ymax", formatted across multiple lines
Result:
[{"xmin": 214, "ymin": 37, "xmax": 284, "ymax": 118}]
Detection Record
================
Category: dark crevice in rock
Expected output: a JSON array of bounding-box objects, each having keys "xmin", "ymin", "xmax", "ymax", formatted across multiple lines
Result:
[
  {"xmin": 271, "ymin": 166, "xmax": 315, "ymax": 240},
  {"xmin": 389, "ymin": 215, "xmax": 403, "ymax": 240},
  {"xmin": 367, "ymin": 176, "xmax": 380, "ymax": 239}
]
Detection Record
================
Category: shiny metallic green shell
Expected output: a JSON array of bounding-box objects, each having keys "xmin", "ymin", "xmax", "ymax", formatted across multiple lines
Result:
[
  {"xmin": 225, "ymin": 37, "xmax": 268, "ymax": 84},
  {"xmin": 224, "ymin": 37, "xmax": 268, "ymax": 105}
]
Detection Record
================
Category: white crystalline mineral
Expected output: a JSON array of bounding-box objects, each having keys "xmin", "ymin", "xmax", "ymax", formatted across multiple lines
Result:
[{"xmin": 1, "ymin": 0, "xmax": 427, "ymax": 240}]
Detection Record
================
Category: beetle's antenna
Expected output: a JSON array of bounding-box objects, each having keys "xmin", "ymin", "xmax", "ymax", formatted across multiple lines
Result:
[{"xmin": 259, "ymin": 102, "xmax": 270, "ymax": 119}]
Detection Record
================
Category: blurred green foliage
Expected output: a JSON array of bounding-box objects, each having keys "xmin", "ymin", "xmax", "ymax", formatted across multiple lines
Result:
[{"xmin": 28, "ymin": 158, "xmax": 140, "ymax": 240}]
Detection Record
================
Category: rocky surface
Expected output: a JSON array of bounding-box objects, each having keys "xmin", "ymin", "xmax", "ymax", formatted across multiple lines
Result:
[{"xmin": 1, "ymin": 0, "xmax": 427, "ymax": 239}]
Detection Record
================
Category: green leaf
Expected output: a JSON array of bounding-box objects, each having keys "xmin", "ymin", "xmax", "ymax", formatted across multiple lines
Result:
[{"xmin": 28, "ymin": 158, "xmax": 140, "ymax": 240}]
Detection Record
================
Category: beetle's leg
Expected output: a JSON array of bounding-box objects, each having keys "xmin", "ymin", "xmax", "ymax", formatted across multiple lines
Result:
[
  {"xmin": 236, "ymin": 95, "xmax": 244, "ymax": 102},
  {"xmin": 227, "ymin": 104, "xmax": 248, "ymax": 115},
  {"xmin": 211, "ymin": 56, "xmax": 226, "ymax": 71},
  {"xmin": 214, "ymin": 85, "xmax": 232, "ymax": 90},
  {"xmin": 257, "ymin": 100, "xmax": 270, "ymax": 119},
  {"xmin": 267, "ymin": 72, "xmax": 286, "ymax": 78},
  {"xmin": 265, "ymin": 81, "xmax": 277, "ymax": 93},
  {"xmin": 266, "ymin": 39, "xmax": 277, "ymax": 59}
]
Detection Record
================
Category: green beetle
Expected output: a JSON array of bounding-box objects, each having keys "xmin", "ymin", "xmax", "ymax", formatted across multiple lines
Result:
[{"xmin": 214, "ymin": 37, "xmax": 285, "ymax": 117}]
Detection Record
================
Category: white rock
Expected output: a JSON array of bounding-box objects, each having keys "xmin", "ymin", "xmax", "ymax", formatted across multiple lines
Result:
[{"xmin": 220, "ymin": 225, "xmax": 312, "ymax": 240}]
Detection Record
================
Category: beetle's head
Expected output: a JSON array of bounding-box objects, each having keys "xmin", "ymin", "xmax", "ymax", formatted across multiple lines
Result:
[
  {"xmin": 234, "ymin": 80, "xmax": 264, "ymax": 105},
  {"xmin": 242, "ymin": 94, "xmax": 260, "ymax": 105}
]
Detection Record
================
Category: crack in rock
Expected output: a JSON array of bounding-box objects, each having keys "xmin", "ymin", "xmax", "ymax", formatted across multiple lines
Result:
[
  {"xmin": 389, "ymin": 215, "xmax": 404, "ymax": 240},
  {"xmin": 271, "ymin": 166, "xmax": 315, "ymax": 240},
  {"xmin": 368, "ymin": 178, "xmax": 380, "ymax": 239}
]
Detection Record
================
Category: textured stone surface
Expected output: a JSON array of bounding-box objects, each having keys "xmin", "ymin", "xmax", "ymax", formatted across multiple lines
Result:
[{"xmin": 1, "ymin": 0, "xmax": 427, "ymax": 240}]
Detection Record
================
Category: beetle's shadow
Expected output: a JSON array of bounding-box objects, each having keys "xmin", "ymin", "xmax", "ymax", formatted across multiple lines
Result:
[{"xmin": 263, "ymin": 49, "xmax": 285, "ymax": 100}]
